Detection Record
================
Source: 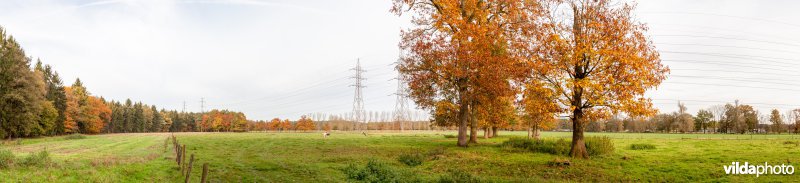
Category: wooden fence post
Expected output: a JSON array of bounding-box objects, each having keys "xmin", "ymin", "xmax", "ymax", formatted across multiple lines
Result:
[
  {"xmin": 201, "ymin": 163, "xmax": 209, "ymax": 183},
  {"xmin": 176, "ymin": 145, "xmax": 182, "ymax": 165},
  {"xmin": 181, "ymin": 145, "xmax": 187, "ymax": 173},
  {"xmin": 184, "ymin": 154, "xmax": 195, "ymax": 183},
  {"xmin": 182, "ymin": 145, "xmax": 187, "ymax": 166}
]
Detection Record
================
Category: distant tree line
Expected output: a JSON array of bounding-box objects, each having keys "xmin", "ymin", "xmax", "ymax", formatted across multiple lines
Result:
[
  {"xmin": 242, "ymin": 115, "xmax": 437, "ymax": 132},
  {"xmin": 0, "ymin": 26, "xmax": 257, "ymax": 138},
  {"xmin": 567, "ymin": 101, "xmax": 800, "ymax": 134}
]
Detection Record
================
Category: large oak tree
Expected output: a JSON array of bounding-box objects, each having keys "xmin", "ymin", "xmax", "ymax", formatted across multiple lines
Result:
[
  {"xmin": 392, "ymin": 0, "xmax": 536, "ymax": 147},
  {"xmin": 523, "ymin": 0, "xmax": 668, "ymax": 158}
]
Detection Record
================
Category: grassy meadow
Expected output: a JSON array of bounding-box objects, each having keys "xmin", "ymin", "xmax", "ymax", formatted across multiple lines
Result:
[{"xmin": 1, "ymin": 131, "xmax": 799, "ymax": 182}]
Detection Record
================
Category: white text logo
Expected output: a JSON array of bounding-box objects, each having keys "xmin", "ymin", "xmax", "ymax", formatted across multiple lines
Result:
[{"xmin": 724, "ymin": 162, "xmax": 795, "ymax": 177}]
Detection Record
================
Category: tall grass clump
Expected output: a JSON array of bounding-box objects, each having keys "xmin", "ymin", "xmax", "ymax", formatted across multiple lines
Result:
[
  {"xmin": 502, "ymin": 136, "xmax": 614, "ymax": 156},
  {"xmin": 20, "ymin": 149, "xmax": 51, "ymax": 167},
  {"xmin": 342, "ymin": 159, "xmax": 420, "ymax": 183},
  {"xmin": 500, "ymin": 137, "xmax": 569, "ymax": 155},
  {"xmin": 629, "ymin": 143, "xmax": 656, "ymax": 150},
  {"xmin": 585, "ymin": 136, "xmax": 615, "ymax": 156},
  {"xmin": 0, "ymin": 148, "xmax": 13, "ymax": 168}
]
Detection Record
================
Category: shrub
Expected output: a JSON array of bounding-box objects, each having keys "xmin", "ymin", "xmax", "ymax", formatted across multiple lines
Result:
[
  {"xmin": 342, "ymin": 159, "xmax": 420, "ymax": 183},
  {"xmin": 500, "ymin": 137, "xmax": 569, "ymax": 155},
  {"xmin": 629, "ymin": 143, "xmax": 656, "ymax": 150},
  {"xmin": 438, "ymin": 169, "xmax": 484, "ymax": 183},
  {"xmin": 500, "ymin": 137, "xmax": 535, "ymax": 150},
  {"xmin": 0, "ymin": 148, "xmax": 13, "ymax": 169},
  {"xmin": 585, "ymin": 136, "xmax": 615, "ymax": 156},
  {"xmin": 536, "ymin": 139, "xmax": 570, "ymax": 155},
  {"xmin": 397, "ymin": 152, "xmax": 425, "ymax": 166},
  {"xmin": 64, "ymin": 133, "xmax": 87, "ymax": 140},
  {"xmin": 443, "ymin": 134, "xmax": 456, "ymax": 138},
  {"xmin": 20, "ymin": 149, "xmax": 51, "ymax": 167}
]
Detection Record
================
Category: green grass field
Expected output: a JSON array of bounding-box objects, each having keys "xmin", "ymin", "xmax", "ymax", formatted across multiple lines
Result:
[{"xmin": 1, "ymin": 131, "xmax": 799, "ymax": 182}]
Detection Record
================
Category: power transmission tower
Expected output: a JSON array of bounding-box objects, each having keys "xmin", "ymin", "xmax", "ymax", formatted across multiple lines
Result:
[
  {"xmin": 350, "ymin": 59, "xmax": 366, "ymax": 131},
  {"xmin": 182, "ymin": 101, "xmax": 186, "ymax": 112},
  {"xmin": 393, "ymin": 72, "xmax": 410, "ymax": 132},
  {"xmin": 200, "ymin": 98, "xmax": 205, "ymax": 113}
]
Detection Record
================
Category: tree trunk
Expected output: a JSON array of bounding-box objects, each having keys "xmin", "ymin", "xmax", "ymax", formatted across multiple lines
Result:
[
  {"xmin": 469, "ymin": 108, "xmax": 478, "ymax": 144},
  {"xmin": 483, "ymin": 127, "xmax": 489, "ymax": 139},
  {"xmin": 457, "ymin": 100, "xmax": 469, "ymax": 147},
  {"xmin": 491, "ymin": 126, "xmax": 498, "ymax": 138},
  {"xmin": 534, "ymin": 128, "xmax": 540, "ymax": 140},
  {"xmin": 569, "ymin": 3, "xmax": 590, "ymax": 159},
  {"xmin": 570, "ymin": 107, "xmax": 589, "ymax": 159},
  {"xmin": 527, "ymin": 127, "xmax": 533, "ymax": 139}
]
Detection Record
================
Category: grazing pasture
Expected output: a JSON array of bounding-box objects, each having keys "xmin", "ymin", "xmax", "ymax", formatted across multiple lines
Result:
[{"xmin": 1, "ymin": 131, "xmax": 798, "ymax": 182}]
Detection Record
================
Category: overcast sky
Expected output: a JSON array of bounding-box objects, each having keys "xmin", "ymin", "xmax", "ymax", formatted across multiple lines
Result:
[{"xmin": 1, "ymin": 0, "xmax": 798, "ymax": 121}]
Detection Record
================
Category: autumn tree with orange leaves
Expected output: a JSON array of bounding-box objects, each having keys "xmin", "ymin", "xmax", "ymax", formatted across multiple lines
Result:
[
  {"xmin": 268, "ymin": 118, "xmax": 282, "ymax": 131},
  {"xmin": 475, "ymin": 96, "xmax": 516, "ymax": 139},
  {"xmin": 392, "ymin": 0, "xmax": 537, "ymax": 147},
  {"xmin": 521, "ymin": 0, "xmax": 668, "ymax": 158},
  {"xmin": 62, "ymin": 79, "xmax": 111, "ymax": 134},
  {"xmin": 199, "ymin": 109, "xmax": 247, "ymax": 132},
  {"xmin": 81, "ymin": 96, "xmax": 110, "ymax": 134},
  {"xmin": 323, "ymin": 123, "xmax": 331, "ymax": 131},
  {"xmin": 295, "ymin": 115, "xmax": 316, "ymax": 131},
  {"xmin": 63, "ymin": 87, "xmax": 80, "ymax": 134},
  {"xmin": 280, "ymin": 119, "xmax": 292, "ymax": 131},
  {"xmin": 520, "ymin": 80, "xmax": 561, "ymax": 140}
]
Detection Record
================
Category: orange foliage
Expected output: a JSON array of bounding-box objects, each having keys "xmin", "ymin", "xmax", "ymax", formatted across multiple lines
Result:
[
  {"xmin": 199, "ymin": 114, "xmax": 211, "ymax": 132},
  {"xmin": 475, "ymin": 96, "xmax": 516, "ymax": 130},
  {"xmin": 268, "ymin": 118, "xmax": 282, "ymax": 131},
  {"xmin": 280, "ymin": 119, "xmax": 292, "ymax": 131},
  {"xmin": 392, "ymin": 0, "xmax": 537, "ymax": 146},
  {"xmin": 295, "ymin": 115, "xmax": 316, "ymax": 131},
  {"xmin": 521, "ymin": 80, "xmax": 562, "ymax": 134},
  {"xmin": 200, "ymin": 109, "xmax": 248, "ymax": 132},
  {"xmin": 81, "ymin": 96, "xmax": 110, "ymax": 134},
  {"xmin": 323, "ymin": 123, "xmax": 331, "ymax": 131},
  {"xmin": 63, "ymin": 87, "xmax": 79, "ymax": 133},
  {"xmin": 63, "ymin": 86, "xmax": 110, "ymax": 134},
  {"xmin": 522, "ymin": 0, "xmax": 668, "ymax": 158}
]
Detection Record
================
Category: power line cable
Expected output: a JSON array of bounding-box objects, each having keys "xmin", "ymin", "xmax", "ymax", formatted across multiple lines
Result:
[
  {"xmin": 668, "ymin": 74, "xmax": 799, "ymax": 83},
  {"xmin": 661, "ymin": 60, "xmax": 798, "ymax": 73},
  {"xmin": 662, "ymin": 82, "xmax": 800, "ymax": 92},
  {"xmin": 667, "ymin": 78, "xmax": 800, "ymax": 88},
  {"xmin": 210, "ymin": 74, "xmax": 351, "ymax": 108},
  {"xmin": 641, "ymin": 12, "xmax": 800, "ymax": 29},
  {"xmin": 660, "ymin": 51, "xmax": 800, "ymax": 66},
  {"xmin": 214, "ymin": 77, "xmax": 352, "ymax": 109},
  {"xmin": 668, "ymin": 68, "xmax": 800, "ymax": 77},
  {"xmin": 656, "ymin": 43, "xmax": 800, "ymax": 55},
  {"xmin": 653, "ymin": 99, "xmax": 800, "ymax": 107},
  {"xmin": 652, "ymin": 35, "xmax": 800, "ymax": 48}
]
